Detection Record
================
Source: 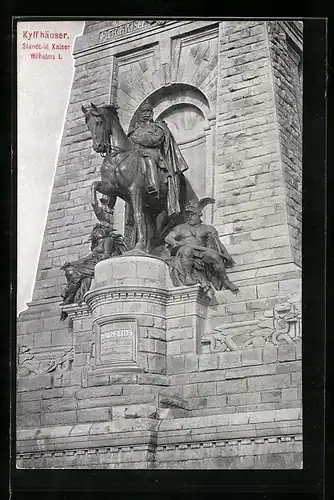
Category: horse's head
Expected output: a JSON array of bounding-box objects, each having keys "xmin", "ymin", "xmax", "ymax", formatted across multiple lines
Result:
[{"xmin": 82, "ymin": 102, "xmax": 119, "ymax": 154}]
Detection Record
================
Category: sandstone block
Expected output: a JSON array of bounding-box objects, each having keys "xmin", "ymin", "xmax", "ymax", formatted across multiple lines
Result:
[
  {"xmin": 149, "ymin": 327, "xmax": 166, "ymax": 341},
  {"xmin": 137, "ymin": 315, "xmax": 154, "ymax": 327},
  {"xmin": 140, "ymin": 338, "xmax": 166, "ymax": 355},
  {"xmin": 74, "ymin": 353, "xmax": 88, "ymax": 367},
  {"xmin": 167, "ymin": 340, "xmax": 181, "ymax": 355},
  {"xmin": 75, "ymin": 386, "xmax": 123, "ymax": 400},
  {"xmin": 197, "ymin": 382, "xmax": 216, "ymax": 397},
  {"xmin": 217, "ymin": 378, "xmax": 247, "ymax": 394},
  {"xmin": 77, "ymin": 407, "xmax": 111, "ymax": 423},
  {"xmin": 34, "ymin": 332, "xmax": 52, "ymax": 348},
  {"xmin": 137, "ymin": 373, "xmax": 169, "ymax": 386},
  {"xmin": 257, "ymin": 282, "xmax": 279, "ymax": 298},
  {"xmin": 205, "ymin": 395, "xmax": 229, "ymax": 408},
  {"xmin": 17, "ymin": 374, "xmax": 53, "ymax": 392},
  {"xmin": 227, "ymin": 391, "xmax": 261, "ymax": 406},
  {"xmin": 153, "ymin": 317, "xmax": 166, "ymax": 329},
  {"xmin": 166, "ymin": 327, "xmax": 193, "ymax": 341},
  {"xmin": 263, "ymin": 346, "xmax": 278, "ymax": 363},
  {"xmin": 18, "ymin": 389, "xmax": 43, "ymax": 401},
  {"xmin": 42, "ymin": 398, "xmax": 77, "ymax": 413},
  {"xmin": 198, "ymin": 354, "xmax": 219, "ymax": 371},
  {"xmin": 225, "ymin": 363, "xmax": 276, "ymax": 379},
  {"xmin": 17, "ymin": 399, "xmax": 41, "ymax": 414},
  {"xmin": 180, "ymin": 338, "xmax": 196, "ymax": 353},
  {"xmin": 183, "ymin": 384, "xmax": 199, "ymax": 399},
  {"xmin": 295, "ymin": 339, "xmax": 302, "ymax": 359},
  {"xmin": 17, "ymin": 334, "xmax": 34, "ymax": 348},
  {"xmin": 17, "ymin": 413, "xmax": 41, "ymax": 428},
  {"xmin": 109, "ymin": 374, "xmax": 138, "ymax": 385},
  {"xmin": 261, "ymin": 390, "xmax": 282, "ymax": 403},
  {"xmin": 147, "ymin": 353, "xmax": 166, "ymax": 375},
  {"xmin": 87, "ymin": 374, "xmax": 110, "ymax": 387},
  {"xmin": 167, "ymin": 316, "xmax": 193, "ymax": 329},
  {"xmin": 247, "ymin": 373, "xmax": 291, "ymax": 391},
  {"xmin": 166, "ymin": 303, "xmax": 185, "ymax": 317},
  {"xmin": 167, "ymin": 355, "xmax": 185, "ymax": 375},
  {"xmin": 278, "ymin": 279, "xmax": 301, "ymax": 295},
  {"xmin": 291, "ymin": 372, "xmax": 302, "ymax": 386},
  {"xmin": 276, "ymin": 361, "xmax": 301, "ymax": 374},
  {"xmin": 225, "ymin": 302, "xmax": 247, "ymax": 314},
  {"xmin": 278, "ymin": 344, "xmax": 296, "ymax": 361},
  {"xmin": 41, "ymin": 410, "xmax": 77, "ymax": 426},
  {"xmin": 241, "ymin": 348, "xmax": 263, "ymax": 366},
  {"xmin": 218, "ymin": 351, "xmax": 241, "ymax": 369},
  {"xmin": 281, "ymin": 388, "xmax": 298, "ymax": 402},
  {"xmin": 51, "ymin": 330, "xmax": 73, "ymax": 347},
  {"xmin": 185, "ymin": 354, "xmax": 199, "ymax": 372}
]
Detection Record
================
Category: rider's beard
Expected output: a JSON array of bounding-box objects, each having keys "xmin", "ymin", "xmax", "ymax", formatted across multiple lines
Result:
[{"xmin": 141, "ymin": 116, "xmax": 153, "ymax": 125}]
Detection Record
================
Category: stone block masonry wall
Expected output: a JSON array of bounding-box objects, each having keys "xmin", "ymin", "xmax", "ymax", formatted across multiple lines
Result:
[
  {"xmin": 166, "ymin": 341, "xmax": 302, "ymax": 417},
  {"xmin": 209, "ymin": 20, "xmax": 302, "ymax": 354},
  {"xmin": 215, "ymin": 20, "xmax": 293, "ymax": 268},
  {"xmin": 268, "ymin": 21, "xmax": 302, "ymax": 267}
]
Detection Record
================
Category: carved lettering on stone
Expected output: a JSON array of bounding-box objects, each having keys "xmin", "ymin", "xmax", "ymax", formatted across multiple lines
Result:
[
  {"xmin": 100, "ymin": 328, "xmax": 134, "ymax": 363},
  {"xmin": 98, "ymin": 20, "xmax": 167, "ymax": 44},
  {"xmin": 94, "ymin": 317, "xmax": 138, "ymax": 369}
]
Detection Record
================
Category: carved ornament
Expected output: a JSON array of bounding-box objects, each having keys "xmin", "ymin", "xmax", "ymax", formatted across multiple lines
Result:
[
  {"xmin": 17, "ymin": 345, "xmax": 74, "ymax": 377},
  {"xmin": 202, "ymin": 302, "xmax": 301, "ymax": 352}
]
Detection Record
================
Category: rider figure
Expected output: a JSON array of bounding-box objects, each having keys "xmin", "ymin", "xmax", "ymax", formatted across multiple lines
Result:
[{"xmin": 128, "ymin": 102, "xmax": 189, "ymax": 217}]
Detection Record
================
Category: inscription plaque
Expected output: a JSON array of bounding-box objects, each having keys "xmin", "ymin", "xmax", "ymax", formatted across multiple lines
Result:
[
  {"xmin": 100, "ymin": 328, "xmax": 133, "ymax": 363},
  {"xmin": 98, "ymin": 20, "xmax": 167, "ymax": 44},
  {"xmin": 95, "ymin": 317, "xmax": 138, "ymax": 369}
]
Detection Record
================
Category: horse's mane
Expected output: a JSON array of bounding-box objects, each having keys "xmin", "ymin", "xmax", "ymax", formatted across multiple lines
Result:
[
  {"xmin": 103, "ymin": 104, "xmax": 119, "ymax": 118},
  {"xmin": 88, "ymin": 104, "xmax": 119, "ymax": 118}
]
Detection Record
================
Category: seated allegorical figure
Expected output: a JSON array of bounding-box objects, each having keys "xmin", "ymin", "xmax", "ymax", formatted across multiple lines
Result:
[
  {"xmin": 60, "ymin": 223, "xmax": 127, "ymax": 320},
  {"xmin": 163, "ymin": 198, "xmax": 239, "ymax": 298}
]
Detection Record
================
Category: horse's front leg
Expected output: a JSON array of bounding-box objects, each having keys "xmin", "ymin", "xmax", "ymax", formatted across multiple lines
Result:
[
  {"xmin": 129, "ymin": 186, "xmax": 147, "ymax": 252},
  {"xmin": 91, "ymin": 180, "xmax": 112, "ymax": 202},
  {"xmin": 91, "ymin": 181, "xmax": 116, "ymax": 225}
]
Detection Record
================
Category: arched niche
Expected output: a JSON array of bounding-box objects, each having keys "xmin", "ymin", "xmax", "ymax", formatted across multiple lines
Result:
[
  {"xmin": 128, "ymin": 83, "xmax": 211, "ymax": 133},
  {"xmin": 156, "ymin": 103, "xmax": 207, "ymax": 198}
]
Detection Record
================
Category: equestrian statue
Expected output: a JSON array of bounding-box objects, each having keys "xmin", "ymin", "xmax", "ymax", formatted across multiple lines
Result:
[{"xmin": 82, "ymin": 101, "xmax": 198, "ymax": 255}]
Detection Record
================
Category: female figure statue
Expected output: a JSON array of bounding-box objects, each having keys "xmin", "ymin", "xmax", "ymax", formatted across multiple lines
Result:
[{"xmin": 60, "ymin": 224, "xmax": 127, "ymax": 320}]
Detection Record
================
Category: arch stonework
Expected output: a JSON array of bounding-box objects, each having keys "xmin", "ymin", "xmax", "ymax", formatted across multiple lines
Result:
[{"xmin": 17, "ymin": 20, "xmax": 303, "ymax": 470}]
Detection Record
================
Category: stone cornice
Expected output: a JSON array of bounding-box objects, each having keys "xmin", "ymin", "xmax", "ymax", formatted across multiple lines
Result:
[
  {"xmin": 84, "ymin": 285, "xmax": 169, "ymax": 310},
  {"xmin": 168, "ymin": 284, "xmax": 210, "ymax": 307},
  {"xmin": 61, "ymin": 302, "xmax": 91, "ymax": 320},
  {"xmin": 17, "ymin": 433, "xmax": 302, "ymax": 462}
]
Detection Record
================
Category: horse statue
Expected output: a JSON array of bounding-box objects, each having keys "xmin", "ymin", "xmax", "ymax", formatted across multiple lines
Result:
[{"xmin": 82, "ymin": 102, "xmax": 198, "ymax": 255}]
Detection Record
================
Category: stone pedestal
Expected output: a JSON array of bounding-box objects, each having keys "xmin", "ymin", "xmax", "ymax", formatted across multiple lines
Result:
[{"xmin": 84, "ymin": 254, "xmax": 170, "ymax": 376}]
